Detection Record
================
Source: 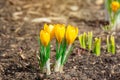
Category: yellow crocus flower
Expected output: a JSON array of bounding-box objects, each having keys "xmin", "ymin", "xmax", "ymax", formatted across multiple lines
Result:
[
  {"xmin": 54, "ymin": 24, "xmax": 65, "ymax": 44},
  {"xmin": 40, "ymin": 30, "xmax": 50, "ymax": 46},
  {"xmin": 66, "ymin": 25, "xmax": 78, "ymax": 45},
  {"xmin": 111, "ymin": 1, "xmax": 120, "ymax": 12},
  {"xmin": 44, "ymin": 24, "xmax": 55, "ymax": 40}
]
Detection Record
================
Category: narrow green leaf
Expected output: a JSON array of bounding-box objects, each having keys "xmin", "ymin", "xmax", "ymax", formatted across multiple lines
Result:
[
  {"xmin": 56, "ymin": 39, "xmax": 67, "ymax": 61},
  {"xmin": 93, "ymin": 38, "xmax": 101, "ymax": 56},
  {"xmin": 117, "ymin": 0, "xmax": 120, "ymax": 3},
  {"xmin": 107, "ymin": 35, "xmax": 111, "ymax": 52},
  {"xmin": 87, "ymin": 32, "xmax": 93, "ymax": 50},
  {"xmin": 38, "ymin": 36, "xmax": 51, "ymax": 70},
  {"xmin": 105, "ymin": 0, "xmax": 112, "ymax": 15},
  {"xmin": 110, "ymin": 35, "xmax": 116, "ymax": 54},
  {"xmin": 83, "ymin": 32, "xmax": 87, "ymax": 49},
  {"xmin": 56, "ymin": 40, "xmax": 59, "ymax": 60},
  {"xmin": 61, "ymin": 39, "xmax": 67, "ymax": 65},
  {"xmin": 61, "ymin": 45, "xmax": 73, "ymax": 65},
  {"xmin": 45, "ymin": 43, "xmax": 50, "ymax": 62},
  {"xmin": 79, "ymin": 34, "xmax": 83, "ymax": 48}
]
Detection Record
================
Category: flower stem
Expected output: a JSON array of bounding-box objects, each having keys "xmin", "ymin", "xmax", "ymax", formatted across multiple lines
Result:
[
  {"xmin": 62, "ymin": 44, "xmax": 72, "ymax": 65},
  {"xmin": 46, "ymin": 59, "xmax": 51, "ymax": 75},
  {"xmin": 54, "ymin": 56, "xmax": 61, "ymax": 72},
  {"xmin": 59, "ymin": 65, "xmax": 63, "ymax": 73}
]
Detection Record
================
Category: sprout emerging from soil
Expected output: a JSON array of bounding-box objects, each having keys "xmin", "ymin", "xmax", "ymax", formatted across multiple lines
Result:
[
  {"xmin": 87, "ymin": 32, "xmax": 93, "ymax": 50},
  {"xmin": 79, "ymin": 32, "xmax": 93, "ymax": 51},
  {"xmin": 107, "ymin": 35, "xmax": 116, "ymax": 54},
  {"xmin": 79, "ymin": 32, "xmax": 87, "ymax": 49},
  {"xmin": 93, "ymin": 37, "xmax": 101, "ymax": 56}
]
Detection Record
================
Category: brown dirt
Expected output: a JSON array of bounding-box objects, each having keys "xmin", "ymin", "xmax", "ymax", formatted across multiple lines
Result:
[{"xmin": 0, "ymin": 0, "xmax": 120, "ymax": 80}]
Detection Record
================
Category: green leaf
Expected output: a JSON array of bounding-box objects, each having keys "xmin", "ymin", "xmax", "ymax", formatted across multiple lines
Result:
[
  {"xmin": 83, "ymin": 32, "xmax": 87, "ymax": 49},
  {"xmin": 56, "ymin": 39, "xmax": 63, "ymax": 60},
  {"xmin": 56, "ymin": 40, "xmax": 59, "ymax": 60},
  {"xmin": 61, "ymin": 45, "xmax": 73, "ymax": 65},
  {"xmin": 105, "ymin": 0, "xmax": 112, "ymax": 15},
  {"xmin": 110, "ymin": 35, "xmax": 116, "ymax": 54},
  {"xmin": 61, "ymin": 39, "xmax": 67, "ymax": 65},
  {"xmin": 38, "ymin": 37, "xmax": 44, "ymax": 67},
  {"xmin": 117, "ymin": 0, "xmax": 120, "ymax": 3},
  {"xmin": 87, "ymin": 32, "xmax": 93, "ymax": 50},
  {"xmin": 45, "ymin": 43, "xmax": 50, "ymax": 63},
  {"xmin": 58, "ymin": 42, "xmax": 63, "ymax": 59},
  {"xmin": 56, "ymin": 39, "xmax": 67, "ymax": 61},
  {"xmin": 79, "ymin": 34, "xmax": 83, "ymax": 48},
  {"xmin": 107, "ymin": 35, "xmax": 111, "ymax": 52},
  {"xmin": 39, "ymin": 45, "xmax": 46, "ymax": 68},
  {"xmin": 37, "ymin": 37, "xmax": 50, "ymax": 70},
  {"xmin": 93, "ymin": 38, "xmax": 101, "ymax": 56}
]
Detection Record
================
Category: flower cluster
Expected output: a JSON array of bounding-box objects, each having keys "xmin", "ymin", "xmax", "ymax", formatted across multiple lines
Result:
[
  {"xmin": 38, "ymin": 24, "xmax": 78, "ymax": 74},
  {"xmin": 38, "ymin": 24, "xmax": 54, "ymax": 75},
  {"xmin": 54, "ymin": 24, "xmax": 78, "ymax": 72}
]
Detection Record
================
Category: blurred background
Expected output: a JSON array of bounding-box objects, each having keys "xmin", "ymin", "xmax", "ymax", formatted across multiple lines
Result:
[{"xmin": 0, "ymin": 0, "xmax": 104, "ymax": 24}]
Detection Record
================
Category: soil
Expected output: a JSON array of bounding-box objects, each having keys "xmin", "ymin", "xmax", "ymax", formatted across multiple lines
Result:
[{"xmin": 0, "ymin": 0, "xmax": 120, "ymax": 80}]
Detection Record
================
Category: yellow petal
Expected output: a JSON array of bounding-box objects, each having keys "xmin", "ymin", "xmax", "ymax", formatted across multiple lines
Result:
[
  {"xmin": 66, "ymin": 25, "xmax": 78, "ymax": 45},
  {"xmin": 40, "ymin": 30, "xmax": 50, "ymax": 46},
  {"xmin": 54, "ymin": 24, "xmax": 65, "ymax": 43},
  {"xmin": 111, "ymin": 1, "xmax": 120, "ymax": 12},
  {"xmin": 44, "ymin": 24, "xmax": 55, "ymax": 40}
]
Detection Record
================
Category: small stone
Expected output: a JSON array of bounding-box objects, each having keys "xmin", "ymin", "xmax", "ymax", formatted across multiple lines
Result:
[
  {"xmin": 70, "ymin": 5, "xmax": 79, "ymax": 11},
  {"xmin": 73, "ymin": 66, "xmax": 77, "ymax": 69},
  {"xmin": 95, "ymin": 0, "xmax": 104, "ymax": 5},
  {"xmin": 19, "ymin": 53, "xmax": 26, "ymax": 59}
]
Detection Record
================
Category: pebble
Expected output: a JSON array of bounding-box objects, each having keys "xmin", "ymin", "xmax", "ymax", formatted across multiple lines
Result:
[
  {"xmin": 73, "ymin": 66, "xmax": 77, "ymax": 69},
  {"xmin": 95, "ymin": 0, "xmax": 104, "ymax": 5},
  {"xmin": 70, "ymin": 5, "xmax": 79, "ymax": 11}
]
